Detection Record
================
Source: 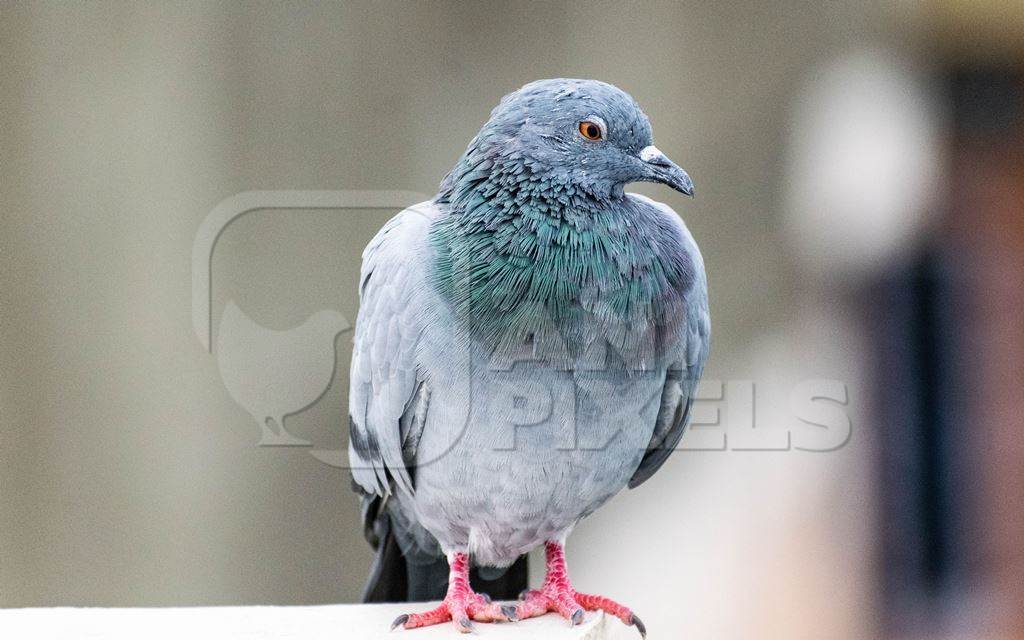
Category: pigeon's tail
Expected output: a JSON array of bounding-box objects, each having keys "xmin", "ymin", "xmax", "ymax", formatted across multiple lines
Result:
[
  {"xmin": 361, "ymin": 517, "xmax": 448, "ymax": 602},
  {"xmin": 358, "ymin": 493, "xmax": 528, "ymax": 603}
]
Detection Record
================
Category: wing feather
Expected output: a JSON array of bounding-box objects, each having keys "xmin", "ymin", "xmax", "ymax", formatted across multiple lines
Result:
[
  {"xmin": 628, "ymin": 194, "xmax": 710, "ymax": 489},
  {"xmin": 348, "ymin": 202, "xmax": 438, "ymax": 500}
]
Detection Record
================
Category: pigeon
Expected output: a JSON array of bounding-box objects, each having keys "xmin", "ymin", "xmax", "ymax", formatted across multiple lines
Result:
[{"xmin": 348, "ymin": 78, "xmax": 709, "ymax": 636}]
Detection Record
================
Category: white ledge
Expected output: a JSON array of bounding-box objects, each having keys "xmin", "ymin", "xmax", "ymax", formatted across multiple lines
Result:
[{"xmin": 0, "ymin": 603, "xmax": 608, "ymax": 639}]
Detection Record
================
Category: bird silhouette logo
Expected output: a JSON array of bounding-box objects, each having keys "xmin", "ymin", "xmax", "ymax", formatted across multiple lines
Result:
[
  {"xmin": 191, "ymin": 190, "xmax": 427, "ymax": 457},
  {"xmin": 217, "ymin": 300, "xmax": 349, "ymax": 446}
]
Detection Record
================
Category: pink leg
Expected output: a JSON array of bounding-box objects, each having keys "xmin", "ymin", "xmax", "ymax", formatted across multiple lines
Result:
[
  {"xmin": 516, "ymin": 541, "xmax": 646, "ymax": 638},
  {"xmin": 391, "ymin": 552, "xmax": 514, "ymax": 633}
]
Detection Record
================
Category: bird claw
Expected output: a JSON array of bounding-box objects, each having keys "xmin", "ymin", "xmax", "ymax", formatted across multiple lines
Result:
[
  {"xmin": 630, "ymin": 613, "xmax": 647, "ymax": 639},
  {"xmin": 500, "ymin": 605, "xmax": 519, "ymax": 622},
  {"xmin": 389, "ymin": 554, "xmax": 513, "ymax": 630},
  {"xmin": 390, "ymin": 614, "xmax": 409, "ymax": 631},
  {"xmin": 517, "ymin": 581, "xmax": 644, "ymax": 635}
]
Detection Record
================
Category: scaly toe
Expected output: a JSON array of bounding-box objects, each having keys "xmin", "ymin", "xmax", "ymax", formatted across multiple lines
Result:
[
  {"xmin": 514, "ymin": 591, "xmax": 553, "ymax": 621},
  {"xmin": 467, "ymin": 599, "xmax": 513, "ymax": 623},
  {"xmin": 551, "ymin": 593, "xmax": 584, "ymax": 622}
]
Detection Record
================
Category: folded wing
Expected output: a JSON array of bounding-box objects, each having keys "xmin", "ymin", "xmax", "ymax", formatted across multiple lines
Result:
[
  {"xmin": 348, "ymin": 202, "xmax": 439, "ymax": 501},
  {"xmin": 628, "ymin": 195, "xmax": 711, "ymax": 489}
]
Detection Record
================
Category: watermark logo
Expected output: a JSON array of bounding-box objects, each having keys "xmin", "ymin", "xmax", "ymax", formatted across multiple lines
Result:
[
  {"xmin": 192, "ymin": 190, "xmax": 426, "ymax": 452},
  {"xmin": 215, "ymin": 300, "xmax": 348, "ymax": 446},
  {"xmin": 193, "ymin": 190, "xmax": 853, "ymax": 473}
]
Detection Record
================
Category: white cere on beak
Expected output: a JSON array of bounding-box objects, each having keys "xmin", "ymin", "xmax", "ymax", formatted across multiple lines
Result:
[{"xmin": 640, "ymin": 145, "xmax": 663, "ymax": 163}]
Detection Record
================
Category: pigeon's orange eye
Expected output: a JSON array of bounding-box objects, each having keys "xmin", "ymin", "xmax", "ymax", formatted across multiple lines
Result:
[{"xmin": 578, "ymin": 121, "xmax": 603, "ymax": 141}]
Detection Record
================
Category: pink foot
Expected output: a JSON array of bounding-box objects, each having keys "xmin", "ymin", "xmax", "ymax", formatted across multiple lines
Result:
[
  {"xmin": 515, "ymin": 541, "xmax": 646, "ymax": 639},
  {"xmin": 390, "ymin": 553, "xmax": 515, "ymax": 633}
]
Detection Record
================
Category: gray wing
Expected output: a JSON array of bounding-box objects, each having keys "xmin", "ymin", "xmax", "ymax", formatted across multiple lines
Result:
[
  {"xmin": 628, "ymin": 195, "xmax": 711, "ymax": 489},
  {"xmin": 348, "ymin": 202, "xmax": 438, "ymax": 501}
]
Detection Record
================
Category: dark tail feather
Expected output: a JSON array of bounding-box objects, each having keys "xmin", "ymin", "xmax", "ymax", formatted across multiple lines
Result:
[
  {"xmin": 469, "ymin": 556, "xmax": 529, "ymax": 601},
  {"xmin": 361, "ymin": 519, "xmax": 529, "ymax": 602},
  {"xmin": 362, "ymin": 521, "xmax": 413, "ymax": 602}
]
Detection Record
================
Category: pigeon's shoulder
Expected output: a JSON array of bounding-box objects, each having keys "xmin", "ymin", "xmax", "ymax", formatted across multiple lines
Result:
[
  {"xmin": 626, "ymin": 192, "xmax": 708, "ymax": 336},
  {"xmin": 629, "ymin": 190, "xmax": 708, "ymax": 330},
  {"xmin": 358, "ymin": 200, "xmax": 438, "ymax": 292},
  {"xmin": 626, "ymin": 192, "xmax": 705, "ymax": 280}
]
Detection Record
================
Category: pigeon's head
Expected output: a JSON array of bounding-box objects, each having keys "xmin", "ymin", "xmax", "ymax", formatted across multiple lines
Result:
[{"xmin": 466, "ymin": 78, "xmax": 693, "ymax": 200}]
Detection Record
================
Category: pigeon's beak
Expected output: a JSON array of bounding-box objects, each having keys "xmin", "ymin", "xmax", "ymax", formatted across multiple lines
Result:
[{"xmin": 639, "ymin": 145, "xmax": 695, "ymax": 197}]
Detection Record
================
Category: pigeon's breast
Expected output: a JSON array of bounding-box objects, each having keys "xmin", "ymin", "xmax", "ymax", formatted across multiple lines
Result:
[
  {"xmin": 404, "ymin": 195, "xmax": 695, "ymax": 565},
  {"xmin": 409, "ymin": 344, "xmax": 664, "ymax": 566},
  {"xmin": 430, "ymin": 192, "xmax": 694, "ymax": 371}
]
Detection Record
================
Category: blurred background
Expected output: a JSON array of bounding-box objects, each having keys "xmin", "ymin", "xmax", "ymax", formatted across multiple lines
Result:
[{"xmin": 1, "ymin": 1, "xmax": 1022, "ymax": 638}]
